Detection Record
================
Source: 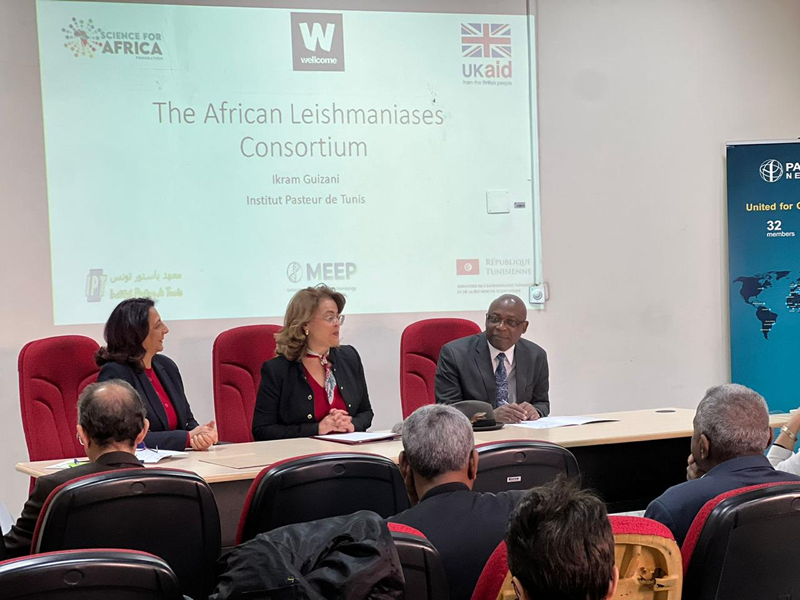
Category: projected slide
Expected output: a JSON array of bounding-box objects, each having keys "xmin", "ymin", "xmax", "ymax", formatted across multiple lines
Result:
[{"xmin": 37, "ymin": 0, "xmax": 540, "ymax": 324}]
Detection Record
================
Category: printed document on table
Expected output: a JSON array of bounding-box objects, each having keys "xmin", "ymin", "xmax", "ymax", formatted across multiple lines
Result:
[{"xmin": 509, "ymin": 416, "xmax": 618, "ymax": 430}]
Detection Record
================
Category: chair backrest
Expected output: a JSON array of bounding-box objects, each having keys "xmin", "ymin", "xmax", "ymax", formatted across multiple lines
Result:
[
  {"xmin": 32, "ymin": 468, "xmax": 221, "ymax": 600},
  {"xmin": 400, "ymin": 318, "xmax": 481, "ymax": 418},
  {"xmin": 18, "ymin": 335, "xmax": 100, "ymax": 462},
  {"xmin": 471, "ymin": 541, "xmax": 514, "ymax": 600},
  {"xmin": 610, "ymin": 516, "xmax": 682, "ymax": 600},
  {"xmin": 237, "ymin": 452, "xmax": 411, "ymax": 543},
  {"xmin": 0, "ymin": 549, "xmax": 183, "ymax": 600},
  {"xmin": 212, "ymin": 324, "xmax": 282, "ymax": 443},
  {"xmin": 473, "ymin": 440, "xmax": 580, "ymax": 493},
  {"xmin": 682, "ymin": 481, "xmax": 800, "ymax": 600},
  {"xmin": 387, "ymin": 523, "xmax": 450, "ymax": 600}
]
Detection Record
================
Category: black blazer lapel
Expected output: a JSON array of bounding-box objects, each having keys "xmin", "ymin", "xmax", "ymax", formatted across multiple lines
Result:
[
  {"xmin": 153, "ymin": 360, "xmax": 188, "ymax": 427},
  {"xmin": 136, "ymin": 369, "xmax": 169, "ymax": 431},
  {"xmin": 473, "ymin": 334, "xmax": 496, "ymax": 404}
]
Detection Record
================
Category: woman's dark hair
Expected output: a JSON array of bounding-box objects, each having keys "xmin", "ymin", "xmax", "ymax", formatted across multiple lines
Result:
[{"xmin": 95, "ymin": 297, "xmax": 155, "ymax": 370}]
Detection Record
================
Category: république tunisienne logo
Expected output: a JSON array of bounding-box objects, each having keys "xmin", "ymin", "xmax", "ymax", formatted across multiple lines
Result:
[{"xmin": 61, "ymin": 16, "xmax": 164, "ymax": 59}]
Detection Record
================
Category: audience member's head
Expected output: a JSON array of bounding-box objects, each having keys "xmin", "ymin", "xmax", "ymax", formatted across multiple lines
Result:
[
  {"xmin": 77, "ymin": 380, "xmax": 149, "ymax": 459},
  {"xmin": 506, "ymin": 478, "xmax": 618, "ymax": 600},
  {"xmin": 692, "ymin": 383, "xmax": 771, "ymax": 473},
  {"xmin": 398, "ymin": 404, "xmax": 478, "ymax": 503}
]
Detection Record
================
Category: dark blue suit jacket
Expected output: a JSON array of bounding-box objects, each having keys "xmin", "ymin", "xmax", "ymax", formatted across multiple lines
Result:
[{"xmin": 645, "ymin": 454, "xmax": 800, "ymax": 546}]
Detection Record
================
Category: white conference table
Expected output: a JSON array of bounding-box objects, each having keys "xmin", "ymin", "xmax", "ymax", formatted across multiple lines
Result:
[{"xmin": 16, "ymin": 408, "xmax": 791, "ymax": 547}]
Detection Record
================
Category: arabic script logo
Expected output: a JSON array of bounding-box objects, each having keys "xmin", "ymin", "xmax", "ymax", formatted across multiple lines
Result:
[{"xmin": 62, "ymin": 17, "xmax": 103, "ymax": 58}]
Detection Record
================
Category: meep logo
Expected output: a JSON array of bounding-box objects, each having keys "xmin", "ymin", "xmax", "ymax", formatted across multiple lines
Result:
[{"xmin": 291, "ymin": 13, "xmax": 345, "ymax": 72}]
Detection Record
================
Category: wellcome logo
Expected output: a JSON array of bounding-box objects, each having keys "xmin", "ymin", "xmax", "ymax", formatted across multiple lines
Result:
[
  {"xmin": 61, "ymin": 17, "xmax": 165, "ymax": 60},
  {"xmin": 291, "ymin": 13, "xmax": 345, "ymax": 72},
  {"xmin": 760, "ymin": 159, "xmax": 784, "ymax": 183}
]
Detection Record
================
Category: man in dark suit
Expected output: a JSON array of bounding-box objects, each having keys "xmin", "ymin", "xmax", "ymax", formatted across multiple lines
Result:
[
  {"xmin": 388, "ymin": 404, "xmax": 525, "ymax": 600},
  {"xmin": 645, "ymin": 384, "xmax": 800, "ymax": 545},
  {"xmin": 435, "ymin": 294, "xmax": 549, "ymax": 423},
  {"xmin": 2, "ymin": 380, "xmax": 148, "ymax": 559}
]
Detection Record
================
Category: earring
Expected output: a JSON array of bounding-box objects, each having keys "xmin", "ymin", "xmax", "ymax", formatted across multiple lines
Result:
[{"xmin": 304, "ymin": 329, "xmax": 309, "ymax": 336}]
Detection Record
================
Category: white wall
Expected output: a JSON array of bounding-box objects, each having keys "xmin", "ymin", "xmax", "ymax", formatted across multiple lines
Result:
[{"xmin": 3, "ymin": 0, "xmax": 800, "ymax": 516}]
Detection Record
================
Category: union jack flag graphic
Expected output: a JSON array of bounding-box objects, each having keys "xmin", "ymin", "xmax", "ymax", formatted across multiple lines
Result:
[{"xmin": 461, "ymin": 23, "xmax": 511, "ymax": 59}]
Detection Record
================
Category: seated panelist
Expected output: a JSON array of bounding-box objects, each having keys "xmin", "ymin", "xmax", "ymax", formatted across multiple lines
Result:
[
  {"xmin": 96, "ymin": 298, "xmax": 217, "ymax": 452},
  {"xmin": 435, "ymin": 294, "xmax": 550, "ymax": 424},
  {"xmin": 252, "ymin": 284, "xmax": 374, "ymax": 441}
]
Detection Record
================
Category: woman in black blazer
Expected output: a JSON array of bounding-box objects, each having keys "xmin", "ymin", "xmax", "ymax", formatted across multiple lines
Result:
[
  {"xmin": 252, "ymin": 285, "xmax": 374, "ymax": 441},
  {"xmin": 96, "ymin": 298, "xmax": 217, "ymax": 451}
]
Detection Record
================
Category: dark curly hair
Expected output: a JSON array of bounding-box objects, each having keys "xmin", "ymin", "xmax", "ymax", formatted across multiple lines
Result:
[
  {"xmin": 95, "ymin": 298, "xmax": 154, "ymax": 371},
  {"xmin": 506, "ymin": 477, "xmax": 615, "ymax": 600}
]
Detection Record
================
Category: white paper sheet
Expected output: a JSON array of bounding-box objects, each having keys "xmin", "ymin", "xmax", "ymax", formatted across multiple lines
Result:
[{"xmin": 508, "ymin": 416, "xmax": 618, "ymax": 430}]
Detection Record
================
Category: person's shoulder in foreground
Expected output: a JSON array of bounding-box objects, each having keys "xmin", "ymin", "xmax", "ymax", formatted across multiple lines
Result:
[
  {"xmin": 387, "ymin": 404, "xmax": 524, "ymax": 600},
  {"xmin": 645, "ymin": 383, "xmax": 800, "ymax": 545},
  {"xmin": 507, "ymin": 478, "xmax": 618, "ymax": 600},
  {"xmin": 2, "ymin": 380, "xmax": 149, "ymax": 559}
]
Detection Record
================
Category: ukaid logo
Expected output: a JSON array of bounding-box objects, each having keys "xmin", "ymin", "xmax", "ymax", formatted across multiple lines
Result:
[
  {"xmin": 61, "ymin": 17, "xmax": 165, "ymax": 60},
  {"xmin": 291, "ymin": 13, "xmax": 345, "ymax": 72},
  {"xmin": 461, "ymin": 23, "xmax": 512, "ymax": 85}
]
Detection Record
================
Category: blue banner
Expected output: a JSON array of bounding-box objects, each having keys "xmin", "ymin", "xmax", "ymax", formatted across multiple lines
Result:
[{"xmin": 728, "ymin": 141, "xmax": 800, "ymax": 412}]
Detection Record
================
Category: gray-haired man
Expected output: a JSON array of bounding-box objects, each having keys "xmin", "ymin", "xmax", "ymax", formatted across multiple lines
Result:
[
  {"xmin": 388, "ymin": 404, "xmax": 525, "ymax": 600},
  {"xmin": 645, "ymin": 384, "xmax": 800, "ymax": 545}
]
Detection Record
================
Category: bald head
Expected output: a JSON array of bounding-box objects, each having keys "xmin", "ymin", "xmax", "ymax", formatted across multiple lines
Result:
[
  {"xmin": 78, "ymin": 380, "xmax": 147, "ymax": 448},
  {"xmin": 486, "ymin": 294, "xmax": 529, "ymax": 351}
]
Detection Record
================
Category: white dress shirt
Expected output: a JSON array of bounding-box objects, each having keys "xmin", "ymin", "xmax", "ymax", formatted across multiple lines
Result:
[
  {"xmin": 767, "ymin": 444, "xmax": 800, "ymax": 475},
  {"xmin": 488, "ymin": 341, "xmax": 516, "ymax": 404}
]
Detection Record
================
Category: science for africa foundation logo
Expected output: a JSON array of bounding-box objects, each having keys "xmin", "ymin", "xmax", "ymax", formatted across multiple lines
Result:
[
  {"xmin": 61, "ymin": 17, "xmax": 165, "ymax": 60},
  {"xmin": 62, "ymin": 17, "xmax": 103, "ymax": 58}
]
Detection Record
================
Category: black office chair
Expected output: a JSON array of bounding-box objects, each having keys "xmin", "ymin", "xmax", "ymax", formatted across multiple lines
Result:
[
  {"xmin": 473, "ymin": 440, "xmax": 580, "ymax": 493},
  {"xmin": 682, "ymin": 481, "xmax": 800, "ymax": 600},
  {"xmin": 237, "ymin": 452, "xmax": 410, "ymax": 543},
  {"xmin": 0, "ymin": 549, "xmax": 183, "ymax": 599},
  {"xmin": 32, "ymin": 468, "xmax": 221, "ymax": 600},
  {"xmin": 388, "ymin": 523, "xmax": 450, "ymax": 600}
]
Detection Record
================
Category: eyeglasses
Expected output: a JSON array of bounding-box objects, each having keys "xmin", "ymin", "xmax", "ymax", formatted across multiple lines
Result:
[
  {"xmin": 319, "ymin": 314, "xmax": 345, "ymax": 325},
  {"xmin": 486, "ymin": 314, "xmax": 524, "ymax": 328}
]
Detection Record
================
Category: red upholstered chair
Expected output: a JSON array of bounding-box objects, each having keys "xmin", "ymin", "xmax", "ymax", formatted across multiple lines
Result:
[
  {"xmin": 18, "ymin": 335, "xmax": 100, "ymax": 463},
  {"xmin": 237, "ymin": 452, "xmax": 410, "ymax": 544},
  {"xmin": 610, "ymin": 516, "xmax": 682, "ymax": 599},
  {"xmin": 474, "ymin": 440, "xmax": 580, "ymax": 493},
  {"xmin": 0, "ymin": 549, "xmax": 183, "ymax": 599},
  {"xmin": 32, "ymin": 468, "xmax": 221, "ymax": 600},
  {"xmin": 681, "ymin": 482, "xmax": 800, "ymax": 600},
  {"xmin": 212, "ymin": 324, "xmax": 281, "ymax": 442},
  {"xmin": 387, "ymin": 522, "xmax": 450, "ymax": 600},
  {"xmin": 472, "ymin": 541, "xmax": 514, "ymax": 600},
  {"xmin": 400, "ymin": 318, "xmax": 481, "ymax": 418}
]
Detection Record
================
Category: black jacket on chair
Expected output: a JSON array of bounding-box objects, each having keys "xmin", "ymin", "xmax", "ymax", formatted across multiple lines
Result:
[
  {"xmin": 252, "ymin": 345, "xmax": 374, "ymax": 441},
  {"xmin": 97, "ymin": 354, "xmax": 199, "ymax": 451},
  {"xmin": 211, "ymin": 511, "xmax": 404, "ymax": 600}
]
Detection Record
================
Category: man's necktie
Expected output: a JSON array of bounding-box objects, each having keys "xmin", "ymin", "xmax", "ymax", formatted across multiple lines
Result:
[{"xmin": 495, "ymin": 353, "xmax": 509, "ymax": 406}]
